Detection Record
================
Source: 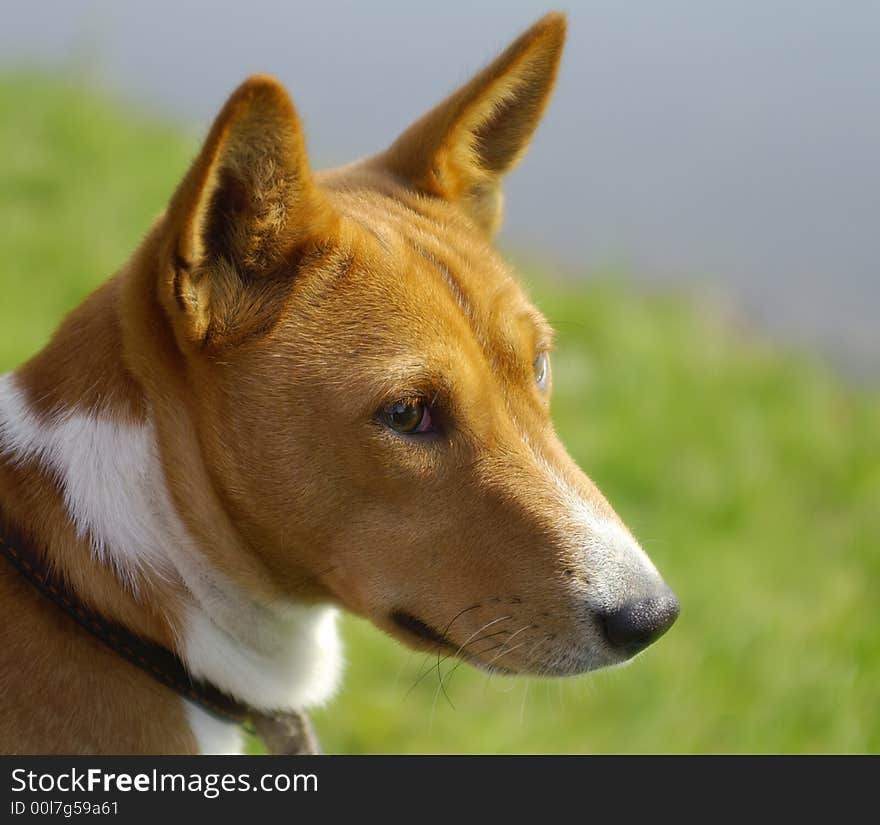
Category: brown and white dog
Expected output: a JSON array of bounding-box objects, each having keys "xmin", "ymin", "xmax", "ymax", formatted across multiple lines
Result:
[{"xmin": 0, "ymin": 13, "xmax": 678, "ymax": 754}]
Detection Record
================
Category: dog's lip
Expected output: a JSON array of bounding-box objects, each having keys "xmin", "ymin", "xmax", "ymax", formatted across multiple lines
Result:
[
  {"xmin": 390, "ymin": 609, "xmax": 456, "ymax": 650},
  {"xmin": 389, "ymin": 609, "xmax": 650, "ymax": 676},
  {"xmin": 389, "ymin": 610, "xmax": 523, "ymax": 672}
]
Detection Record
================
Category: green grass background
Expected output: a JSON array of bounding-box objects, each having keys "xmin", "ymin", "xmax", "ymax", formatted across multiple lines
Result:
[{"xmin": 1, "ymin": 74, "xmax": 878, "ymax": 753}]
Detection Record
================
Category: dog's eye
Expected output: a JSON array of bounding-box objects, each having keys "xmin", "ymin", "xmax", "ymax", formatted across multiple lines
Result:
[
  {"xmin": 534, "ymin": 351, "xmax": 550, "ymax": 392},
  {"xmin": 380, "ymin": 399, "xmax": 434, "ymax": 435}
]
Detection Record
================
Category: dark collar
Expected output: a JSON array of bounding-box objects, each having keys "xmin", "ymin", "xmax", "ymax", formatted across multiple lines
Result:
[{"xmin": 0, "ymin": 505, "xmax": 320, "ymax": 752}]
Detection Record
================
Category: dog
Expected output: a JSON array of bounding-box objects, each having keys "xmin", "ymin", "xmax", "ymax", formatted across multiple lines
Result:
[{"xmin": 0, "ymin": 12, "xmax": 678, "ymax": 754}]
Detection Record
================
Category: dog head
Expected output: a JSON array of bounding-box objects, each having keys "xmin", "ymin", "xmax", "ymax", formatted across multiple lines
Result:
[{"xmin": 150, "ymin": 13, "xmax": 677, "ymax": 677}]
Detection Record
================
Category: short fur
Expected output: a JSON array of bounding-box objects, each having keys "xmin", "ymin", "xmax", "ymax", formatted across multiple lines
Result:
[{"xmin": 0, "ymin": 13, "xmax": 675, "ymax": 754}]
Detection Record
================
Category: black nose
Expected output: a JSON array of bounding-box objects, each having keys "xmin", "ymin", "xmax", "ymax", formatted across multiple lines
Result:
[{"xmin": 601, "ymin": 589, "xmax": 680, "ymax": 654}]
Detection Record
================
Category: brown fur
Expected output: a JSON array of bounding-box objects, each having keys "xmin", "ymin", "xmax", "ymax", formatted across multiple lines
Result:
[{"xmin": 0, "ymin": 13, "xmax": 674, "ymax": 753}]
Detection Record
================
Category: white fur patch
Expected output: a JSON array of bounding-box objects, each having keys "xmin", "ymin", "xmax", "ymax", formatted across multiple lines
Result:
[
  {"xmin": 182, "ymin": 603, "xmax": 343, "ymax": 711},
  {"xmin": 0, "ymin": 373, "xmax": 172, "ymax": 587},
  {"xmin": 185, "ymin": 701, "xmax": 244, "ymax": 755},
  {"xmin": 0, "ymin": 371, "xmax": 343, "ymax": 714},
  {"xmin": 539, "ymin": 455, "xmax": 663, "ymax": 610}
]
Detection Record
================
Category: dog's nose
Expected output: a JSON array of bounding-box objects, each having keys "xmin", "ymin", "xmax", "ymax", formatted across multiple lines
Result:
[{"xmin": 600, "ymin": 588, "xmax": 680, "ymax": 654}]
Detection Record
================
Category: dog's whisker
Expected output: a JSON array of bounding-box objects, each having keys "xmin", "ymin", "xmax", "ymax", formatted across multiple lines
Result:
[
  {"xmin": 442, "ymin": 603, "xmax": 482, "ymax": 637},
  {"xmin": 405, "ymin": 614, "xmax": 512, "ymax": 698},
  {"xmin": 406, "ymin": 652, "xmax": 443, "ymax": 697},
  {"xmin": 431, "ymin": 614, "xmax": 514, "ymax": 692},
  {"xmin": 440, "ymin": 622, "xmax": 531, "ymax": 693},
  {"xmin": 432, "ymin": 602, "xmax": 480, "ymax": 709},
  {"xmin": 519, "ymin": 680, "xmax": 531, "ymax": 724},
  {"xmin": 501, "ymin": 623, "xmax": 533, "ymax": 646},
  {"xmin": 484, "ymin": 638, "xmax": 530, "ymax": 669},
  {"xmin": 404, "ymin": 603, "xmax": 483, "ymax": 697},
  {"xmin": 441, "ymin": 639, "xmax": 507, "ymax": 694},
  {"xmin": 450, "ymin": 615, "xmax": 513, "ymax": 660}
]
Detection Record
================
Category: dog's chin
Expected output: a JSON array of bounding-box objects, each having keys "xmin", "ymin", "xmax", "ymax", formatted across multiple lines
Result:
[
  {"xmin": 387, "ymin": 609, "xmax": 632, "ymax": 677},
  {"xmin": 464, "ymin": 643, "xmax": 633, "ymax": 678}
]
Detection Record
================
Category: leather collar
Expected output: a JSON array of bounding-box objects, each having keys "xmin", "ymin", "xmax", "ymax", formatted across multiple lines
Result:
[{"xmin": 0, "ymin": 505, "xmax": 320, "ymax": 753}]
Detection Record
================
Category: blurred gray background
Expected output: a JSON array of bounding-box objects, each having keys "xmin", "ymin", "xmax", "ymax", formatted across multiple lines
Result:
[{"xmin": 3, "ymin": 1, "xmax": 878, "ymax": 378}]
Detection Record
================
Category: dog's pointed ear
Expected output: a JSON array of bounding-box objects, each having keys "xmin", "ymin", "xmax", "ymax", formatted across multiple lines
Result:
[
  {"xmin": 378, "ymin": 13, "xmax": 566, "ymax": 235},
  {"xmin": 159, "ymin": 75, "xmax": 333, "ymax": 349}
]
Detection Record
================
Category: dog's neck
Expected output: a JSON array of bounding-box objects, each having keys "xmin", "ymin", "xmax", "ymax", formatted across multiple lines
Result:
[{"xmin": 0, "ymin": 270, "xmax": 342, "ymax": 731}]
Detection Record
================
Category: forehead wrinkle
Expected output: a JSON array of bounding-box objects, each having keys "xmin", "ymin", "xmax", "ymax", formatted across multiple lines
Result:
[
  {"xmin": 331, "ymin": 186, "xmax": 545, "ymax": 378},
  {"xmin": 398, "ymin": 227, "xmax": 538, "ymax": 383},
  {"xmin": 412, "ymin": 244, "xmax": 472, "ymax": 319},
  {"xmin": 361, "ymin": 191, "xmax": 487, "ymax": 269},
  {"xmin": 341, "ymin": 189, "xmax": 515, "ymax": 321},
  {"xmin": 341, "ymin": 188, "xmax": 442, "ymax": 237},
  {"xmin": 400, "ymin": 230, "xmax": 499, "ymax": 365},
  {"xmin": 336, "ymin": 205, "xmax": 403, "ymax": 259}
]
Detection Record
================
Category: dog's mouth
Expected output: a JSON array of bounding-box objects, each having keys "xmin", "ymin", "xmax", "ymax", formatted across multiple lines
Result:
[
  {"xmin": 390, "ymin": 609, "xmax": 455, "ymax": 650},
  {"xmin": 389, "ymin": 609, "xmax": 522, "ymax": 673}
]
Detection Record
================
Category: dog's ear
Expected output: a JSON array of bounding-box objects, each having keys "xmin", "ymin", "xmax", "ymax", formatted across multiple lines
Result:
[
  {"xmin": 378, "ymin": 13, "xmax": 566, "ymax": 235},
  {"xmin": 160, "ymin": 75, "xmax": 334, "ymax": 349}
]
